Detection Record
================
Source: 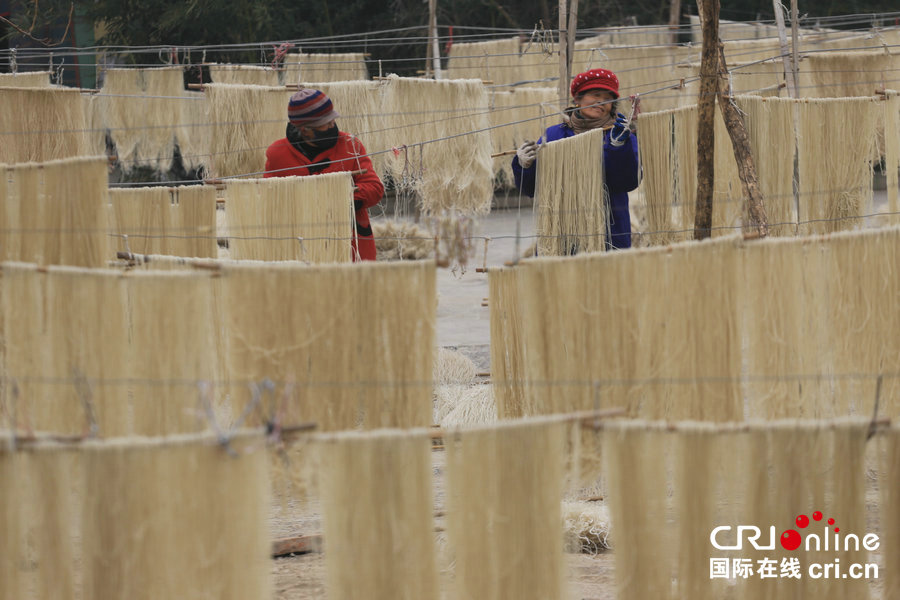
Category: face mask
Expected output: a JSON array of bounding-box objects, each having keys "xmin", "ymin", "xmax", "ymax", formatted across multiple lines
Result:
[{"xmin": 309, "ymin": 123, "xmax": 339, "ymax": 149}]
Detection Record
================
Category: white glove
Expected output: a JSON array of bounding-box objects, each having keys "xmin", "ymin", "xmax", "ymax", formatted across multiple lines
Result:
[{"xmin": 516, "ymin": 139, "xmax": 538, "ymax": 168}]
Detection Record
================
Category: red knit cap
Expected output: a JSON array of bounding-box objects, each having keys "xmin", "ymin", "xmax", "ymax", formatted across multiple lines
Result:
[{"xmin": 570, "ymin": 69, "xmax": 619, "ymax": 99}]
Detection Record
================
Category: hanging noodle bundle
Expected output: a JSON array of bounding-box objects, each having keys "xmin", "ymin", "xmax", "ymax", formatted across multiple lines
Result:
[
  {"xmin": 802, "ymin": 49, "xmax": 899, "ymax": 98},
  {"xmin": 109, "ymin": 185, "xmax": 218, "ymax": 258},
  {"xmin": 535, "ymin": 127, "xmax": 607, "ymax": 255},
  {"xmin": 672, "ymin": 104, "xmax": 699, "ymax": 237},
  {"xmin": 284, "ymin": 52, "xmax": 369, "ymax": 83},
  {"xmin": 727, "ymin": 60, "xmax": 785, "ymax": 96},
  {"xmin": 603, "ymin": 422, "xmax": 673, "ymax": 598},
  {"xmin": 79, "ymin": 434, "xmax": 271, "ymax": 599},
  {"xmin": 824, "ymin": 228, "xmax": 900, "ymax": 417},
  {"xmin": 721, "ymin": 37, "xmax": 784, "ymax": 63},
  {"xmin": 734, "ymin": 95, "xmax": 797, "ymax": 235},
  {"xmin": 381, "ymin": 76, "xmax": 494, "ymax": 215},
  {"xmin": 586, "ymin": 26, "xmax": 674, "ymax": 48},
  {"xmin": 444, "ymin": 417, "xmax": 567, "ymax": 600},
  {"xmin": 882, "ymin": 425, "xmax": 900, "ymax": 600},
  {"xmin": 224, "ymin": 173, "xmax": 354, "ymax": 263},
  {"xmin": 1, "ymin": 156, "xmax": 110, "ymax": 267},
  {"xmin": 601, "ymin": 419, "xmax": 871, "ymax": 600},
  {"xmin": 712, "ymin": 99, "xmax": 744, "ymax": 237},
  {"xmin": 220, "ymin": 260, "xmax": 435, "ymax": 431},
  {"xmin": 1, "ymin": 442, "xmax": 82, "ymax": 598},
  {"xmin": 0, "ymin": 264, "xmax": 237, "ymax": 437},
  {"xmin": 208, "ymin": 64, "xmax": 281, "ymax": 86},
  {"xmin": 92, "ymin": 67, "xmax": 187, "ymax": 170},
  {"xmin": 1, "ymin": 263, "xmax": 50, "ymax": 432},
  {"xmin": 740, "ymin": 237, "xmax": 833, "ymax": 419},
  {"xmin": 636, "ymin": 108, "xmax": 678, "ymax": 245},
  {"xmin": 0, "ymin": 86, "xmax": 89, "ymax": 163},
  {"xmin": 488, "ymin": 268, "xmax": 528, "ymax": 418},
  {"xmin": 0, "ymin": 71, "xmax": 52, "ymax": 87},
  {"xmin": 445, "ymin": 37, "xmax": 523, "ymax": 85},
  {"xmin": 125, "ymin": 270, "xmax": 220, "ymax": 435},
  {"xmin": 796, "ymin": 97, "xmax": 878, "ymax": 235},
  {"xmin": 41, "ymin": 266, "xmax": 131, "ymax": 435},
  {"xmin": 316, "ymin": 429, "xmax": 437, "ymax": 599},
  {"xmin": 488, "ymin": 87, "xmax": 556, "ymax": 187},
  {"xmin": 175, "ymin": 90, "xmax": 210, "ymax": 173},
  {"xmin": 505, "ymin": 225, "xmax": 900, "ymax": 422},
  {"xmin": 516, "ymin": 252, "xmax": 642, "ymax": 417},
  {"xmin": 641, "ymin": 238, "xmax": 742, "ymax": 421},
  {"xmin": 884, "ymin": 91, "xmax": 900, "ymax": 226},
  {"xmin": 204, "ymin": 83, "xmax": 291, "ymax": 178},
  {"xmin": 514, "ymin": 237, "xmax": 742, "ymax": 421}
]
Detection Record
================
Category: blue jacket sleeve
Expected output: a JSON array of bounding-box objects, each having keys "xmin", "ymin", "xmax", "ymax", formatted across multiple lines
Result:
[
  {"xmin": 512, "ymin": 153, "xmax": 537, "ymax": 197},
  {"xmin": 603, "ymin": 131, "xmax": 640, "ymax": 194}
]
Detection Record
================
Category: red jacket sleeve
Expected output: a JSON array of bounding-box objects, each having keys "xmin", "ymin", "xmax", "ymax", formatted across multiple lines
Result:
[{"xmin": 346, "ymin": 136, "xmax": 384, "ymax": 210}]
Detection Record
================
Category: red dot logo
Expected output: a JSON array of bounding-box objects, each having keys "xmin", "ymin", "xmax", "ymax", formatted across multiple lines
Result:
[
  {"xmin": 827, "ymin": 518, "xmax": 835, "ymax": 525},
  {"xmin": 781, "ymin": 529, "xmax": 802, "ymax": 551},
  {"xmin": 812, "ymin": 511, "xmax": 823, "ymax": 521},
  {"xmin": 796, "ymin": 514, "xmax": 809, "ymax": 528}
]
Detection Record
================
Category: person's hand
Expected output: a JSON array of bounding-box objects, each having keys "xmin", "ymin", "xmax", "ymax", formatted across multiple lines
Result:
[
  {"xmin": 610, "ymin": 113, "xmax": 629, "ymax": 146},
  {"xmin": 516, "ymin": 139, "xmax": 538, "ymax": 168}
]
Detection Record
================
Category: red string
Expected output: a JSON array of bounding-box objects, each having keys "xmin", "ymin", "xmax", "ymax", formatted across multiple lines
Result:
[{"xmin": 271, "ymin": 43, "xmax": 295, "ymax": 69}]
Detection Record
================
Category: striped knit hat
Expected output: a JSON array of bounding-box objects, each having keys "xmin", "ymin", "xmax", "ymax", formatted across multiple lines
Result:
[{"xmin": 287, "ymin": 89, "xmax": 340, "ymax": 128}]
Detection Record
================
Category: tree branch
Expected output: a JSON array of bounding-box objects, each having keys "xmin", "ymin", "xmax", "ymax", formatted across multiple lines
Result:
[{"xmin": 0, "ymin": 2, "xmax": 75, "ymax": 48}]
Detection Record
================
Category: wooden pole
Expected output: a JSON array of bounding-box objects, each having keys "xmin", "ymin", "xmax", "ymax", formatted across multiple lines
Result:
[
  {"xmin": 558, "ymin": 0, "xmax": 569, "ymax": 111},
  {"xmin": 772, "ymin": 0, "xmax": 797, "ymax": 97},
  {"xmin": 790, "ymin": 0, "xmax": 800, "ymax": 92},
  {"xmin": 429, "ymin": 0, "xmax": 442, "ymax": 79},
  {"xmin": 716, "ymin": 45, "xmax": 769, "ymax": 237},
  {"xmin": 566, "ymin": 0, "xmax": 579, "ymax": 85},
  {"xmin": 693, "ymin": 0, "xmax": 719, "ymax": 240},
  {"xmin": 668, "ymin": 0, "xmax": 682, "ymax": 46}
]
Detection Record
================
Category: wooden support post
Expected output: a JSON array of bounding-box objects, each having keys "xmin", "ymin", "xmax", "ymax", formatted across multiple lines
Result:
[
  {"xmin": 566, "ymin": 0, "xmax": 579, "ymax": 85},
  {"xmin": 790, "ymin": 0, "xmax": 800, "ymax": 93},
  {"xmin": 558, "ymin": 0, "xmax": 569, "ymax": 111},
  {"xmin": 716, "ymin": 45, "xmax": 769, "ymax": 238},
  {"xmin": 772, "ymin": 0, "xmax": 797, "ymax": 97},
  {"xmin": 693, "ymin": 0, "xmax": 719, "ymax": 240},
  {"xmin": 668, "ymin": 0, "xmax": 682, "ymax": 46},
  {"xmin": 429, "ymin": 0, "xmax": 442, "ymax": 79}
]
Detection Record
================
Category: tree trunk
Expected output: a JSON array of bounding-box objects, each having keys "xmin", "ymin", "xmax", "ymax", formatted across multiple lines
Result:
[
  {"xmin": 716, "ymin": 45, "xmax": 769, "ymax": 237},
  {"xmin": 693, "ymin": 0, "xmax": 719, "ymax": 240}
]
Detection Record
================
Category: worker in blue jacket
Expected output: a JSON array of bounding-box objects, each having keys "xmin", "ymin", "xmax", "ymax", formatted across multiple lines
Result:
[{"xmin": 512, "ymin": 68, "xmax": 640, "ymax": 250}]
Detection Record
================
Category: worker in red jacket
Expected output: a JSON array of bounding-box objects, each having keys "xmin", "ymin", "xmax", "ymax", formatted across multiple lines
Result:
[{"xmin": 265, "ymin": 89, "xmax": 383, "ymax": 261}]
